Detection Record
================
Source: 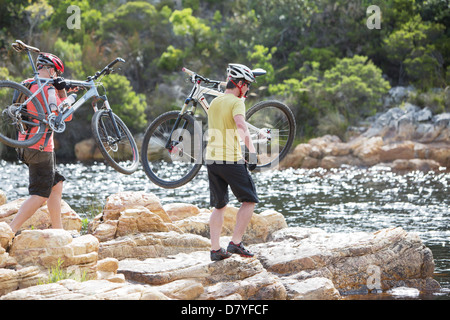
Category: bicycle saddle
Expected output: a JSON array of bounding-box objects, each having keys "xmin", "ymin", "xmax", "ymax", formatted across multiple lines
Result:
[
  {"xmin": 252, "ymin": 68, "xmax": 267, "ymax": 77},
  {"xmin": 11, "ymin": 40, "xmax": 40, "ymax": 53}
]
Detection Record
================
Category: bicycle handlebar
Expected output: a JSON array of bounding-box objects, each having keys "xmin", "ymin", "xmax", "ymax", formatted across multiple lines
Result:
[
  {"xmin": 182, "ymin": 67, "xmax": 226, "ymax": 87},
  {"xmin": 182, "ymin": 67, "xmax": 195, "ymax": 76},
  {"xmin": 89, "ymin": 57, "xmax": 126, "ymax": 81}
]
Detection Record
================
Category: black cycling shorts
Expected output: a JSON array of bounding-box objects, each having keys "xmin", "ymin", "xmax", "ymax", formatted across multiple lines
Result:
[
  {"xmin": 23, "ymin": 148, "xmax": 66, "ymax": 198},
  {"xmin": 206, "ymin": 162, "xmax": 259, "ymax": 209}
]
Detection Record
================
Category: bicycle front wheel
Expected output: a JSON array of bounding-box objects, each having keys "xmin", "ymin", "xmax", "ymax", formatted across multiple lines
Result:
[
  {"xmin": 0, "ymin": 80, "xmax": 46, "ymax": 150},
  {"xmin": 246, "ymin": 100, "xmax": 296, "ymax": 171},
  {"xmin": 91, "ymin": 110, "xmax": 139, "ymax": 174},
  {"xmin": 141, "ymin": 111, "xmax": 203, "ymax": 189}
]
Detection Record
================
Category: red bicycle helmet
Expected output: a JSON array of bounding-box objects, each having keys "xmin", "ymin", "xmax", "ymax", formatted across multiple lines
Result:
[{"xmin": 36, "ymin": 52, "xmax": 64, "ymax": 75}]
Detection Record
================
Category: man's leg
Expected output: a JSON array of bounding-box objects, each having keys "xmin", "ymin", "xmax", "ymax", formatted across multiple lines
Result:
[
  {"xmin": 47, "ymin": 181, "xmax": 63, "ymax": 229},
  {"xmin": 9, "ymin": 195, "xmax": 47, "ymax": 233},
  {"xmin": 231, "ymin": 201, "xmax": 255, "ymax": 245},
  {"xmin": 209, "ymin": 205, "xmax": 227, "ymax": 251}
]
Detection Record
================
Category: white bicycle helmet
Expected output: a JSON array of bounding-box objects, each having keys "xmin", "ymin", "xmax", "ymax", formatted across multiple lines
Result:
[{"xmin": 227, "ymin": 63, "xmax": 255, "ymax": 83}]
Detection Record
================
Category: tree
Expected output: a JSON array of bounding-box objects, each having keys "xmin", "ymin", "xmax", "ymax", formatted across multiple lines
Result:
[
  {"xmin": 99, "ymin": 2, "xmax": 173, "ymax": 91},
  {"xmin": 157, "ymin": 45, "xmax": 185, "ymax": 71},
  {"xmin": 323, "ymin": 55, "xmax": 391, "ymax": 120},
  {"xmin": 53, "ymin": 38, "xmax": 83, "ymax": 79},
  {"xmin": 24, "ymin": 0, "xmax": 53, "ymax": 43},
  {"xmin": 270, "ymin": 56, "xmax": 390, "ymax": 138},
  {"xmin": 247, "ymin": 45, "xmax": 276, "ymax": 89},
  {"xmin": 384, "ymin": 15, "xmax": 446, "ymax": 89},
  {"xmin": 101, "ymin": 74, "xmax": 147, "ymax": 132},
  {"xmin": 44, "ymin": 0, "xmax": 103, "ymax": 43},
  {"xmin": 166, "ymin": 8, "xmax": 216, "ymax": 73}
]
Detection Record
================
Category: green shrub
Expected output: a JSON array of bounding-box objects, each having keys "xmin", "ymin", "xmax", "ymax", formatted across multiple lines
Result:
[
  {"xmin": 39, "ymin": 258, "xmax": 90, "ymax": 284},
  {"xmin": 270, "ymin": 56, "xmax": 390, "ymax": 137},
  {"xmin": 101, "ymin": 74, "xmax": 147, "ymax": 132}
]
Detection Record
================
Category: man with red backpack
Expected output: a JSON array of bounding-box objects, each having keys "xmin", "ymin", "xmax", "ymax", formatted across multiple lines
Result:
[{"xmin": 9, "ymin": 52, "xmax": 73, "ymax": 234}]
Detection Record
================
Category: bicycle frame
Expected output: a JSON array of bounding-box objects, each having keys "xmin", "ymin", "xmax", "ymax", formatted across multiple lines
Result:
[
  {"xmin": 181, "ymin": 80, "xmax": 224, "ymax": 115},
  {"xmin": 176, "ymin": 68, "xmax": 270, "ymax": 144},
  {"xmin": 19, "ymin": 50, "xmax": 115, "ymax": 134}
]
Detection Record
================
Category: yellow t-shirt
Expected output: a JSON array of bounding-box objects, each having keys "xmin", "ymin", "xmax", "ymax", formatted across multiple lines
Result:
[{"xmin": 205, "ymin": 94, "xmax": 245, "ymax": 162}]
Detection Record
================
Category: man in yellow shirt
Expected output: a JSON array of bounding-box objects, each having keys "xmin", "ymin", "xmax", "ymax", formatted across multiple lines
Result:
[{"xmin": 206, "ymin": 64, "xmax": 259, "ymax": 261}]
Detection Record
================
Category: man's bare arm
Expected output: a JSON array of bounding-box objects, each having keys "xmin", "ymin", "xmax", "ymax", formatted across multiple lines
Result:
[{"xmin": 234, "ymin": 114, "xmax": 256, "ymax": 153}]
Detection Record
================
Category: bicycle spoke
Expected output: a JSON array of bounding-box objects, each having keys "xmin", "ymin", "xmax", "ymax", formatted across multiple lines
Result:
[
  {"xmin": 246, "ymin": 101, "xmax": 295, "ymax": 170},
  {"xmin": 92, "ymin": 111, "xmax": 139, "ymax": 174},
  {"xmin": 141, "ymin": 111, "xmax": 202, "ymax": 188},
  {"xmin": 0, "ymin": 80, "xmax": 46, "ymax": 150}
]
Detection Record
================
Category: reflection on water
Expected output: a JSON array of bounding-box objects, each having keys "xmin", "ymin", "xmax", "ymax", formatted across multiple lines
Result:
[{"xmin": 1, "ymin": 160, "xmax": 449, "ymax": 299}]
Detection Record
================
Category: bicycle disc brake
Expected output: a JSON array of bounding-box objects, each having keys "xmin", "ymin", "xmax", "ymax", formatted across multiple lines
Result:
[
  {"xmin": 168, "ymin": 140, "xmax": 185, "ymax": 160},
  {"xmin": 47, "ymin": 113, "xmax": 66, "ymax": 133},
  {"xmin": 106, "ymin": 136, "xmax": 119, "ymax": 152}
]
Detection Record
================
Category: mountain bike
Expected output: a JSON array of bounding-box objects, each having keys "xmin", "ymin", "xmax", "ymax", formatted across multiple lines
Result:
[
  {"xmin": 0, "ymin": 40, "xmax": 139, "ymax": 174},
  {"xmin": 141, "ymin": 67, "xmax": 296, "ymax": 188}
]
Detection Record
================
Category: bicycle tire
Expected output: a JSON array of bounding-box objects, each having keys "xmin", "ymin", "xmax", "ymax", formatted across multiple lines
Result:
[
  {"xmin": 0, "ymin": 80, "xmax": 46, "ymax": 148},
  {"xmin": 91, "ymin": 109, "xmax": 139, "ymax": 174},
  {"xmin": 141, "ymin": 111, "xmax": 203, "ymax": 188},
  {"xmin": 246, "ymin": 100, "xmax": 296, "ymax": 171}
]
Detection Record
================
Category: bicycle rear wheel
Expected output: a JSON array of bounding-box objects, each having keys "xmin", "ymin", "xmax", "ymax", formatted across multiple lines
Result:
[
  {"xmin": 91, "ymin": 109, "xmax": 139, "ymax": 174},
  {"xmin": 141, "ymin": 111, "xmax": 203, "ymax": 188},
  {"xmin": 246, "ymin": 100, "xmax": 296, "ymax": 171},
  {"xmin": 0, "ymin": 80, "xmax": 46, "ymax": 150}
]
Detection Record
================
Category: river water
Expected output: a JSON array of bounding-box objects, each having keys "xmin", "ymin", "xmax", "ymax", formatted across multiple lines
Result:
[{"xmin": 1, "ymin": 160, "xmax": 449, "ymax": 299}]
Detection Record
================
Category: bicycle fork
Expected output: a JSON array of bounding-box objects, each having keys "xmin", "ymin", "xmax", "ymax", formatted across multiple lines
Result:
[
  {"xmin": 99, "ymin": 98, "xmax": 122, "ymax": 144},
  {"xmin": 164, "ymin": 100, "xmax": 194, "ymax": 151}
]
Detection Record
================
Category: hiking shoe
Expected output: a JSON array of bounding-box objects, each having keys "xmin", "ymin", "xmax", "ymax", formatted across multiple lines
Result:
[
  {"xmin": 227, "ymin": 241, "xmax": 254, "ymax": 257},
  {"xmin": 210, "ymin": 248, "xmax": 232, "ymax": 261}
]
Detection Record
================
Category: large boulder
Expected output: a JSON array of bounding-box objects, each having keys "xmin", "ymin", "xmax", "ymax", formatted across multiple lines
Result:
[
  {"xmin": 250, "ymin": 227, "xmax": 439, "ymax": 294},
  {"xmin": 163, "ymin": 203, "xmax": 201, "ymax": 221},
  {"xmin": 0, "ymin": 278, "xmax": 169, "ymax": 300},
  {"xmin": 0, "ymin": 191, "xmax": 6, "ymax": 206},
  {"xmin": 0, "ymin": 222, "xmax": 14, "ymax": 251},
  {"xmin": 9, "ymin": 229, "xmax": 99, "ymax": 278},
  {"xmin": 118, "ymin": 252, "xmax": 288, "ymax": 300},
  {"xmin": 280, "ymin": 107, "xmax": 450, "ymax": 171},
  {"xmin": 89, "ymin": 191, "xmax": 181, "ymax": 242},
  {"xmin": 0, "ymin": 267, "xmax": 45, "ymax": 296},
  {"xmin": 74, "ymin": 138, "xmax": 103, "ymax": 162},
  {"xmin": 174, "ymin": 206, "xmax": 287, "ymax": 244},
  {"xmin": 0, "ymin": 198, "xmax": 82, "ymax": 232},
  {"xmin": 0, "ymin": 192, "xmax": 442, "ymax": 300},
  {"xmin": 98, "ymin": 231, "xmax": 211, "ymax": 261}
]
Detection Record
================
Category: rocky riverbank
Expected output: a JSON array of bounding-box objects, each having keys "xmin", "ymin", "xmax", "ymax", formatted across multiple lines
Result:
[
  {"xmin": 0, "ymin": 190, "xmax": 440, "ymax": 300},
  {"xmin": 281, "ymin": 106, "xmax": 450, "ymax": 172}
]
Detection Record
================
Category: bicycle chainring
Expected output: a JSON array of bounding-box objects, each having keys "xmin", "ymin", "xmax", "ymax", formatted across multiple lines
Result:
[{"xmin": 47, "ymin": 113, "xmax": 66, "ymax": 133}]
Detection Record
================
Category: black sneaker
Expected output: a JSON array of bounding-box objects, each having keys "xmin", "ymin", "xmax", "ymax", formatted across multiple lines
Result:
[
  {"xmin": 227, "ymin": 241, "xmax": 254, "ymax": 257},
  {"xmin": 210, "ymin": 248, "xmax": 232, "ymax": 261}
]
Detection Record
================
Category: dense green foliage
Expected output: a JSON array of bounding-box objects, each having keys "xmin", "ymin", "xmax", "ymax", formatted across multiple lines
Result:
[{"xmin": 0, "ymin": 0, "xmax": 448, "ymax": 155}]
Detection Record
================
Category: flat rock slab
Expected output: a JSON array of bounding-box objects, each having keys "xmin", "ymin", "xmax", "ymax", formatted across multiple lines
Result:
[{"xmin": 249, "ymin": 227, "xmax": 439, "ymax": 293}]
